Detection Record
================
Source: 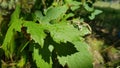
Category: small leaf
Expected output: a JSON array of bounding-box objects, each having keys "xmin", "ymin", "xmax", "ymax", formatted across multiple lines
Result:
[
  {"xmin": 89, "ymin": 14, "xmax": 95, "ymax": 20},
  {"xmin": 69, "ymin": 1, "xmax": 82, "ymax": 11},
  {"xmin": 64, "ymin": 13, "xmax": 74, "ymax": 20},
  {"xmin": 93, "ymin": 9, "xmax": 103, "ymax": 15},
  {"xmin": 84, "ymin": 3, "xmax": 94, "ymax": 12},
  {"xmin": 34, "ymin": 10, "xmax": 44, "ymax": 23},
  {"xmin": 89, "ymin": 9, "xmax": 102, "ymax": 20}
]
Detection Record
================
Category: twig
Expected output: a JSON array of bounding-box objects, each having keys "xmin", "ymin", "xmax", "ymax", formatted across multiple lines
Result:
[{"xmin": 101, "ymin": 39, "xmax": 120, "ymax": 53}]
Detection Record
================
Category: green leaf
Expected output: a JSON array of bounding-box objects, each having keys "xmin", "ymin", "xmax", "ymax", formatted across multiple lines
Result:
[
  {"xmin": 89, "ymin": 14, "xmax": 95, "ymax": 20},
  {"xmin": 84, "ymin": 3, "xmax": 94, "ymax": 12},
  {"xmin": 57, "ymin": 41, "xmax": 93, "ymax": 68},
  {"xmin": 79, "ymin": 25, "xmax": 91, "ymax": 36},
  {"xmin": 46, "ymin": 5, "xmax": 67, "ymax": 20},
  {"xmin": 93, "ymin": 9, "xmax": 103, "ymax": 15},
  {"xmin": 2, "ymin": 5, "xmax": 22, "ymax": 57},
  {"xmin": 71, "ymin": 6, "xmax": 80, "ymax": 11},
  {"xmin": 9, "ymin": 5, "xmax": 21, "ymax": 26},
  {"xmin": 69, "ymin": 1, "xmax": 81, "ymax": 6},
  {"xmin": 72, "ymin": 19, "xmax": 91, "ymax": 36},
  {"xmin": 33, "ymin": 44, "xmax": 52, "ymax": 68},
  {"xmin": 17, "ymin": 53, "xmax": 26, "ymax": 67},
  {"xmin": 89, "ymin": 9, "xmax": 102, "ymax": 20},
  {"xmin": 34, "ymin": 10, "xmax": 44, "ymax": 23},
  {"xmin": 48, "ymin": 23, "xmax": 83, "ymax": 43},
  {"xmin": 23, "ymin": 22, "xmax": 47, "ymax": 47},
  {"xmin": 69, "ymin": 1, "xmax": 82, "ymax": 11},
  {"xmin": 63, "ymin": 13, "xmax": 74, "ymax": 20},
  {"xmin": 64, "ymin": 0, "xmax": 73, "ymax": 3},
  {"xmin": 42, "ymin": 5, "xmax": 68, "ymax": 23}
]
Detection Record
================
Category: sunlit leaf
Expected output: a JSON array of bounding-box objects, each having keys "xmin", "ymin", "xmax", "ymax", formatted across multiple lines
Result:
[
  {"xmin": 2, "ymin": 5, "xmax": 22, "ymax": 57},
  {"xmin": 68, "ymin": 1, "xmax": 82, "ymax": 11},
  {"xmin": 48, "ymin": 23, "xmax": 83, "ymax": 43},
  {"xmin": 57, "ymin": 41, "xmax": 93, "ymax": 68},
  {"xmin": 23, "ymin": 22, "xmax": 47, "ymax": 48},
  {"xmin": 64, "ymin": 0, "xmax": 73, "ymax": 3},
  {"xmin": 62, "ymin": 13, "xmax": 74, "ymax": 20},
  {"xmin": 42, "ymin": 5, "xmax": 68, "ymax": 23},
  {"xmin": 17, "ymin": 53, "xmax": 26, "ymax": 67}
]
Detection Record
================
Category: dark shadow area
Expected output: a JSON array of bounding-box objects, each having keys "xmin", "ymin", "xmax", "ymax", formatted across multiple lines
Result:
[
  {"xmin": 34, "ymin": 34, "xmax": 78, "ymax": 63},
  {"xmin": 52, "ymin": 42, "xmax": 78, "ymax": 57},
  {"xmin": 86, "ymin": 6, "xmax": 120, "ymax": 67},
  {"xmin": 89, "ymin": 6, "xmax": 120, "ymax": 46},
  {"xmin": 34, "ymin": 43, "xmax": 51, "ymax": 63},
  {"xmin": 34, "ymin": 34, "xmax": 78, "ymax": 68},
  {"xmin": 32, "ymin": 0, "xmax": 53, "ymax": 11},
  {"xmin": 0, "ymin": 48, "xmax": 4, "ymax": 68}
]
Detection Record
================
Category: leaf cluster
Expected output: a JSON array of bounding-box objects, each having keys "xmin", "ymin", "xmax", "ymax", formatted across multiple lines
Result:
[{"xmin": 0, "ymin": 0, "xmax": 102, "ymax": 68}]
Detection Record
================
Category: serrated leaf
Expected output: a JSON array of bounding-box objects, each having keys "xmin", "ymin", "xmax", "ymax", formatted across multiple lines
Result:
[
  {"xmin": 2, "ymin": 5, "xmax": 22, "ymax": 57},
  {"xmin": 23, "ymin": 22, "xmax": 47, "ymax": 47},
  {"xmin": 33, "ymin": 44, "xmax": 52, "ymax": 68},
  {"xmin": 48, "ymin": 23, "xmax": 83, "ymax": 43},
  {"xmin": 57, "ymin": 41, "xmax": 93, "ymax": 68},
  {"xmin": 9, "ymin": 5, "xmax": 21, "ymax": 26}
]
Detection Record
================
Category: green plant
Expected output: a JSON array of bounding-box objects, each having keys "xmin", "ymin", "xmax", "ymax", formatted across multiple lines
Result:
[{"xmin": 0, "ymin": 0, "xmax": 102, "ymax": 68}]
